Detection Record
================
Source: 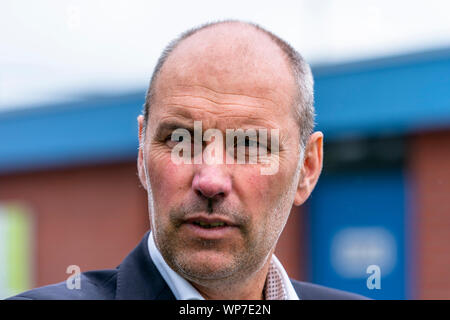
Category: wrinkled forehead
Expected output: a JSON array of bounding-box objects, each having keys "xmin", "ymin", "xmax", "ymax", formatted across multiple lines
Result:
[{"xmin": 151, "ymin": 24, "xmax": 298, "ymax": 119}]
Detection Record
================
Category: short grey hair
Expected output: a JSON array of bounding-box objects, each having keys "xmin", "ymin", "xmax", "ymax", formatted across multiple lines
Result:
[{"xmin": 142, "ymin": 20, "xmax": 315, "ymax": 151}]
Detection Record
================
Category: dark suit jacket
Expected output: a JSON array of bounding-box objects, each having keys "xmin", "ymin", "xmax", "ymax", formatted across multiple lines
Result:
[{"xmin": 7, "ymin": 231, "xmax": 368, "ymax": 300}]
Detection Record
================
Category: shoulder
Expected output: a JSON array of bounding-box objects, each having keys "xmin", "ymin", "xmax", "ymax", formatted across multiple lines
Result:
[
  {"xmin": 6, "ymin": 269, "xmax": 118, "ymax": 300},
  {"xmin": 290, "ymin": 279, "xmax": 370, "ymax": 300}
]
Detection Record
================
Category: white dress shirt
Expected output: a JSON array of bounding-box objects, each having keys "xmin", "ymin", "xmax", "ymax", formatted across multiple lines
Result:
[{"xmin": 148, "ymin": 232, "xmax": 300, "ymax": 300}]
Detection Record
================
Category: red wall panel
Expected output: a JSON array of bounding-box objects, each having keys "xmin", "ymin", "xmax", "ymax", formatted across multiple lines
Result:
[{"xmin": 409, "ymin": 130, "xmax": 450, "ymax": 299}]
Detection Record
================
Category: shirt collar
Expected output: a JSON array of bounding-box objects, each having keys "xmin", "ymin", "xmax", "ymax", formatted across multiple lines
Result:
[{"xmin": 148, "ymin": 231, "xmax": 299, "ymax": 300}]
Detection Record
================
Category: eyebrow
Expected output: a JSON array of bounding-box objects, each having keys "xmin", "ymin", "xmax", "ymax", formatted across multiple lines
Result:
[{"xmin": 153, "ymin": 119, "xmax": 195, "ymax": 139}]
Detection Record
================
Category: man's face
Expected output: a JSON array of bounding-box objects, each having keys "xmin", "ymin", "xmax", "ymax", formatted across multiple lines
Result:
[{"xmin": 138, "ymin": 26, "xmax": 308, "ymax": 285}]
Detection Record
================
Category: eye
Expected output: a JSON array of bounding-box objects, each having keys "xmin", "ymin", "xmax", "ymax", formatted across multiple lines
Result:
[
  {"xmin": 164, "ymin": 133, "xmax": 183, "ymax": 148},
  {"xmin": 235, "ymin": 137, "xmax": 258, "ymax": 148},
  {"xmin": 164, "ymin": 131, "xmax": 197, "ymax": 151}
]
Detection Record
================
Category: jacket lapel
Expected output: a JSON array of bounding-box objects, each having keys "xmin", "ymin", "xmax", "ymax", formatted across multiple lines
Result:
[{"xmin": 115, "ymin": 231, "xmax": 176, "ymax": 300}]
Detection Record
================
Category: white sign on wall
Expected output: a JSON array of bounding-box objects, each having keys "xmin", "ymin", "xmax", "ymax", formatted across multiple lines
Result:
[{"xmin": 330, "ymin": 227, "xmax": 397, "ymax": 279}]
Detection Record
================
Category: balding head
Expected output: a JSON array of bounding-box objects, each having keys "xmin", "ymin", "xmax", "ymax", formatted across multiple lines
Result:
[
  {"xmin": 142, "ymin": 20, "xmax": 315, "ymax": 151},
  {"xmin": 137, "ymin": 21, "xmax": 324, "ymax": 298}
]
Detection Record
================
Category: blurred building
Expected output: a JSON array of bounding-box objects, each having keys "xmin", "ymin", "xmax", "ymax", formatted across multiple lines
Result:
[{"xmin": 0, "ymin": 48, "xmax": 449, "ymax": 299}]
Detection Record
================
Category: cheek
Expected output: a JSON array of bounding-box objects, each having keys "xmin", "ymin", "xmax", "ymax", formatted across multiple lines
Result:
[
  {"xmin": 147, "ymin": 154, "xmax": 193, "ymax": 207},
  {"xmin": 234, "ymin": 159, "xmax": 297, "ymax": 220},
  {"xmin": 234, "ymin": 167, "xmax": 281, "ymax": 211}
]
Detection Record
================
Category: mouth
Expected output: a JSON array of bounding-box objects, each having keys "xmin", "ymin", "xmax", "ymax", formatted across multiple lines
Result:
[
  {"xmin": 191, "ymin": 220, "xmax": 228, "ymax": 229},
  {"xmin": 182, "ymin": 215, "xmax": 239, "ymax": 239}
]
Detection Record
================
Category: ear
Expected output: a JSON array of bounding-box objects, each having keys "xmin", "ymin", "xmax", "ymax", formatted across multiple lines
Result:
[
  {"xmin": 137, "ymin": 115, "xmax": 148, "ymax": 190},
  {"xmin": 294, "ymin": 131, "xmax": 324, "ymax": 206}
]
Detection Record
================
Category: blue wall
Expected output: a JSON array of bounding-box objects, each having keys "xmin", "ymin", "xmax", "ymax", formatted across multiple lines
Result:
[
  {"xmin": 0, "ymin": 94, "xmax": 143, "ymax": 173},
  {"xmin": 314, "ymin": 48, "xmax": 450, "ymax": 138},
  {"xmin": 308, "ymin": 169, "xmax": 408, "ymax": 299}
]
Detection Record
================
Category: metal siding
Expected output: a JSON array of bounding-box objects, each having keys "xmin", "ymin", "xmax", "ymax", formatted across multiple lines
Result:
[
  {"xmin": 0, "ymin": 95, "xmax": 144, "ymax": 173},
  {"xmin": 314, "ymin": 56, "xmax": 450, "ymax": 137}
]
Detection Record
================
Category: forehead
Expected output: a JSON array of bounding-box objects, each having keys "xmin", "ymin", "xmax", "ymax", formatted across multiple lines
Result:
[{"xmin": 150, "ymin": 24, "xmax": 297, "ymax": 127}]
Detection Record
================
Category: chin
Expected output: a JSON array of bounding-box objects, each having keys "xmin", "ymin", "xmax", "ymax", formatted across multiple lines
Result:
[{"xmin": 176, "ymin": 250, "xmax": 238, "ymax": 280}]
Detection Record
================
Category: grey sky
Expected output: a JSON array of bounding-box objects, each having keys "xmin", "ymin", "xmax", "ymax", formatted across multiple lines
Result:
[{"xmin": 1, "ymin": 0, "xmax": 449, "ymax": 110}]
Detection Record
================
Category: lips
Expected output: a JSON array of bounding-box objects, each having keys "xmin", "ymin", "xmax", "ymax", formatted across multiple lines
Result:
[
  {"xmin": 180, "ymin": 215, "xmax": 240, "ymax": 239},
  {"xmin": 184, "ymin": 215, "xmax": 236, "ymax": 229},
  {"xmin": 192, "ymin": 221, "xmax": 226, "ymax": 228}
]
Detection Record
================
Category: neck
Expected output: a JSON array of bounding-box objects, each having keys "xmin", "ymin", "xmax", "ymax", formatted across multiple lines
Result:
[{"xmin": 189, "ymin": 254, "xmax": 272, "ymax": 300}]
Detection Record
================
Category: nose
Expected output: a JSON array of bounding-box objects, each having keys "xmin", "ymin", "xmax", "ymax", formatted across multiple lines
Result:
[{"xmin": 192, "ymin": 165, "xmax": 232, "ymax": 200}]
